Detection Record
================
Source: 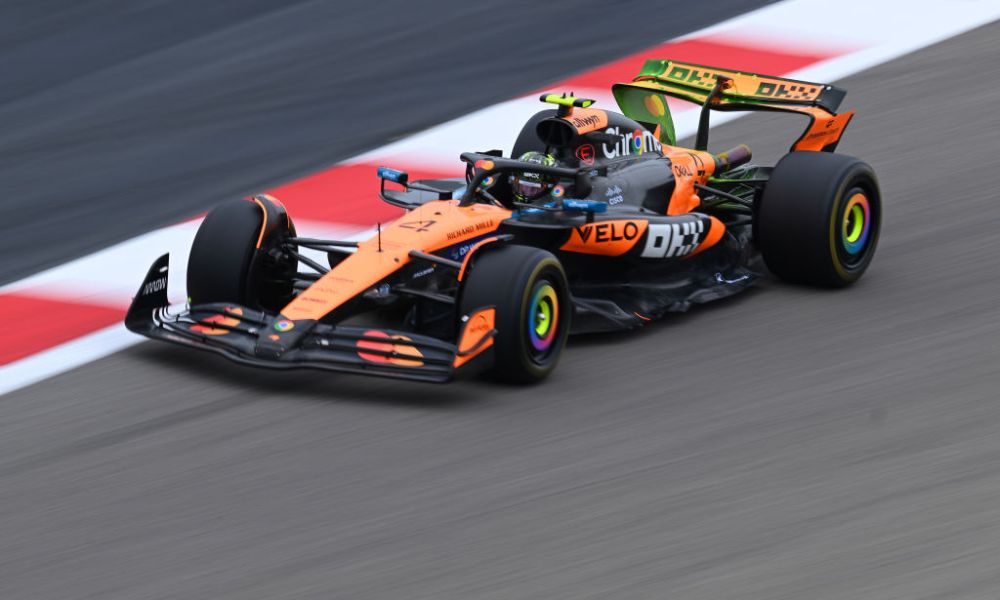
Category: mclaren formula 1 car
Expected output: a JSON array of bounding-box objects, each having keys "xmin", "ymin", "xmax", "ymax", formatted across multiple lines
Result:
[{"xmin": 126, "ymin": 60, "xmax": 881, "ymax": 383}]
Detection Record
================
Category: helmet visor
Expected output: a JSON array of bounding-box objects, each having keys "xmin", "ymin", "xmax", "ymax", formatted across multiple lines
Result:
[{"xmin": 513, "ymin": 177, "xmax": 550, "ymax": 201}]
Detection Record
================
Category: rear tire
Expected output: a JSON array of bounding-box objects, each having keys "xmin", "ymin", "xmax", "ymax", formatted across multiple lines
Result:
[
  {"xmin": 757, "ymin": 151, "xmax": 881, "ymax": 287},
  {"xmin": 187, "ymin": 198, "xmax": 296, "ymax": 310},
  {"xmin": 460, "ymin": 245, "xmax": 570, "ymax": 383}
]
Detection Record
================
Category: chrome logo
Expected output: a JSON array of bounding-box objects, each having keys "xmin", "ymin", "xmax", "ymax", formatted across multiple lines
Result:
[
  {"xmin": 632, "ymin": 129, "xmax": 645, "ymax": 154},
  {"xmin": 273, "ymin": 319, "xmax": 294, "ymax": 332}
]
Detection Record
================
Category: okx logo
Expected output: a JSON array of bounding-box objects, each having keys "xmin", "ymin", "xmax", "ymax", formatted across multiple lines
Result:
[{"xmin": 641, "ymin": 219, "xmax": 708, "ymax": 258}]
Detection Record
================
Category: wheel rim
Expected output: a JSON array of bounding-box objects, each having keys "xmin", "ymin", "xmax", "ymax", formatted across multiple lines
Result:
[
  {"xmin": 838, "ymin": 190, "xmax": 873, "ymax": 265},
  {"xmin": 526, "ymin": 280, "xmax": 560, "ymax": 363}
]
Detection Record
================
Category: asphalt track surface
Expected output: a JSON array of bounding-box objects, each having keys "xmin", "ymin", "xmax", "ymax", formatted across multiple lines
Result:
[
  {"xmin": 0, "ymin": 0, "xmax": 770, "ymax": 284},
  {"xmin": 4, "ymin": 12, "xmax": 1000, "ymax": 600}
]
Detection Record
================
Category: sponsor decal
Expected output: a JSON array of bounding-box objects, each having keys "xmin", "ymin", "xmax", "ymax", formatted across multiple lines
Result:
[
  {"xmin": 563, "ymin": 109, "xmax": 608, "ymax": 134},
  {"xmin": 601, "ymin": 126, "xmax": 661, "ymax": 159},
  {"xmin": 454, "ymin": 307, "xmax": 496, "ymax": 368},
  {"xmin": 474, "ymin": 159, "xmax": 495, "ymax": 171},
  {"xmin": 356, "ymin": 330, "xmax": 424, "ymax": 366},
  {"xmin": 673, "ymin": 163, "xmax": 693, "ymax": 177},
  {"xmin": 446, "ymin": 219, "xmax": 496, "ymax": 241},
  {"xmin": 689, "ymin": 152, "xmax": 706, "ymax": 176},
  {"xmin": 191, "ymin": 311, "xmax": 242, "ymax": 336},
  {"xmin": 442, "ymin": 238, "xmax": 479, "ymax": 261},
  {"xmin": 672, "ymin": 152, "xmax": 706, "ymax": 178},
  {"xmin": 605, "ymin": 185, "xmax": 624, "ymax": 205},
  {"xmin": 551, "ymin": 185, "xmax": 565, "ymax": 199},
  {"xmin": 665, "ymin": 65, "xmax": 719, "ymax": 86},
  {"xmin": 576, "ymin": 221, "xmax": 639, "ymax": 243},
  {"xmin": 399, "ymin": 219, "xmax": 436, "ymax": 232},
  {"xmin": 643, "ymin": 93, "xmax": 667, "ymax": 117},
  {"xmin": 575, "ymin": 144, "xmax": 595, "ymax": 166},
  {"xmin": 641, "ymin": 219, "xmax": 708, "ymax": 259},
  {"xmin": 569, "ymin": 113, "xmax": 603, "ymax": 129},
  {"xmin": 466, "ymin": 313, "xmax": 491, "ymax": 335},
  {"xmin": 141, "ymin": 276, "xmax": 167, "ymax": 296},
  {"xmin": 560, "ymin": 219, "xmax": 647, "ymax": 256},
  {"xmin": 753, "ymin": 81, "xmax": 820, "ymax": 101},
  {"xmin": 661, "ymin": 65, "xmax": 821, "ymax": 101},
  {"xmin": 274, "ymin": 319, "xmax": 294, "ymax": 332}
]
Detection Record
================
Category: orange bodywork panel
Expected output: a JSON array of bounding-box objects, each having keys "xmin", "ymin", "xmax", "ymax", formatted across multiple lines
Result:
[
  {"xmin": 453, "ymin": 307, "xmax": 496, "ymax": 368},
  {"xmin": 559, "ymin": 107, "xmax": 609, "ymax": 135},
  {"xmin": 280, "ymin": 200, "xmax": 510, "ymax": 322},
  {"xmin": 790, "ymin": 107, "xmax": 855, "ymax": 151},
  {"xmin": 662, "ymin": 146, "xmax": 719, "ymax": 215}
]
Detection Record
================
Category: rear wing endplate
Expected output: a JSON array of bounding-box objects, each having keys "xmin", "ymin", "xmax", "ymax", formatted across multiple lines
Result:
[{"xmin": 613, "ymin": 59, "xmax": 854, "ymax": 152}]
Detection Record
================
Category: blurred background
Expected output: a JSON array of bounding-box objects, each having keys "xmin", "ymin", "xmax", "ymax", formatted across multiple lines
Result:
[{"xmin": 1, "ymin": 1, "xmax": 999, "ymax": 598}]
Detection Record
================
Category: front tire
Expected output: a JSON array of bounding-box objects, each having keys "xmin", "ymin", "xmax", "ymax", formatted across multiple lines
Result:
[
  {"xmin": 460, "ymin": 245, "xmax": 571, "ymax": 383},
  {"xmin": 757, "ymin": 151, "xmax": 881, "ymax": 287},
  {"xmin": 187, "ymin": 197, "xmax": 296, "ymax": 310}
]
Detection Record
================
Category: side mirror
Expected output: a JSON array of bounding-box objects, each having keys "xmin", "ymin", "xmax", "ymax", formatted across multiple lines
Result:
[{"xmin": 377, "ymin": 166, "xmax": 409, "ymax": 185}]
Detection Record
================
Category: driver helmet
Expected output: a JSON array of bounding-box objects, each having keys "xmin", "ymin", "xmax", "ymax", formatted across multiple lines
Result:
[{"xmin": 510, "ymin": 151, "xmax": 558, "ymax": 202}]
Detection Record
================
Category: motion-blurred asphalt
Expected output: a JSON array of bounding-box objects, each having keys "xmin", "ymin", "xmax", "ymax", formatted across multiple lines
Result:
[{"xmin": 4, "ymin": 5, "xmax": 1000, "ymax": 600}]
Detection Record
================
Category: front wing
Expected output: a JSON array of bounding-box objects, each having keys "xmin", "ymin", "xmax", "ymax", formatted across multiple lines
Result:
[{"xmin": 125, "ymin": 255, "xmax": 493, "ymax": 383}]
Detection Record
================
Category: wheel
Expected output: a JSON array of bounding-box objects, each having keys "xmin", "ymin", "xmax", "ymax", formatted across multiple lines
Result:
[
  {"xmin": 459, "ymin": 245, "xmax": 571, "ymax": 383},
  {"xmin": 757, "ymin": 151, "xmax": 881, "ymax": 287},
  {"xmin": 187, "ymin": 197, "xmax": 296, "ymax": 310}
]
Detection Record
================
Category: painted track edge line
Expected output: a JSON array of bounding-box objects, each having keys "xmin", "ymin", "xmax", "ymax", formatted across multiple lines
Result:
[{"xmin": 0, "ymin": 324, "xmax": 141, "ymax": 397}]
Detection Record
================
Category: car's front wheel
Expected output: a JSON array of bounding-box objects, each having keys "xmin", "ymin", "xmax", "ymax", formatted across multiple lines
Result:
[
  {"xmin": 187, "ymin": 196, "xmax": 297, "ymax": 310},
  {"xmin": 459, "ymin": 245, "xmax": 571, "ymax": 383}
]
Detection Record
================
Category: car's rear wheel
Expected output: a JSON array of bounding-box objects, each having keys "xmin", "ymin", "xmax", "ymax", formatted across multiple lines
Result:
[
  {"xmin": 756, "ymin": 151, "xmax": 881, "ymax": 287},
  {"xmin": 460, "ymin": 245, "xmax": 571, "ymax": 383},
  {"xmin": 187, "ymin": 196, "xmax": 297, "ymax": 310}
]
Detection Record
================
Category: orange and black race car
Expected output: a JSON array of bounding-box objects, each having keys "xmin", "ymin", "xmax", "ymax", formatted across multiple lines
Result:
[{"xmin": 126, "ymin": 60, "xmax": 881, "ymax": 383}]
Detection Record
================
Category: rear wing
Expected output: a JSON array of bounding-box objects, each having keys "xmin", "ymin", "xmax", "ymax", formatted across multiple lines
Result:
[{"xmin": 613, "ymin": 59, "xmax": 854, "ymax": 152}]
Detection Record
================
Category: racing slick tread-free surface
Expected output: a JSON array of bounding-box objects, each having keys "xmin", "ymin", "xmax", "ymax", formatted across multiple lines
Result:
[
  {"xmin": 460, "ymin": 245, "xmax": 571, "ymax": 383},
  {"xmin": 757, "ymin": 151, "xmax": 881, "ymax": 286},
  {"xmin": 187, "ymin": 199, "xmax": 263, "ymax": 306}
]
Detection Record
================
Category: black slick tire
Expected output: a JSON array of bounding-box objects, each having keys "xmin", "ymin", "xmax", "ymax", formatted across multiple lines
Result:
[
  {"xmin": 757, "ymin": 151, "xmax": 881, "ymax": 287},
  {"xmin": 460, "ymin": 245, "xmax": 570, "ymax": 383},
  {"xmin": 187, "ymin": 198, "xmax": 295, "ymax": 310}
]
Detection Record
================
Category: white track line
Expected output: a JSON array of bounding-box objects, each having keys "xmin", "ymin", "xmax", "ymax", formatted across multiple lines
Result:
[{"xmin": 0, "ymin": 324, "xmax": 138, "ymax": 395}]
